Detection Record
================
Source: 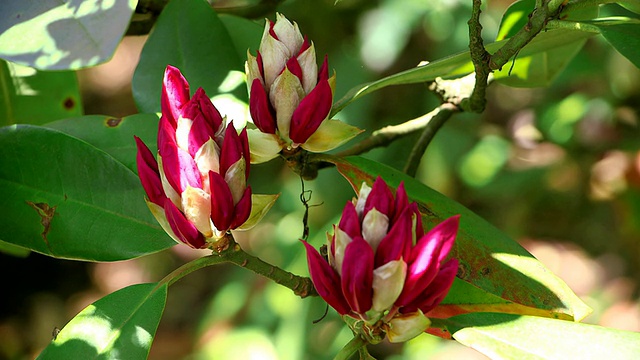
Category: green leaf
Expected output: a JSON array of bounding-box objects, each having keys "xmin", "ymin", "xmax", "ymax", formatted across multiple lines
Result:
[
  {"xmin": 492, "ymin": 0, "xmax": 599, "ymax": 87},
  {"xmin": 0, "ymin": 59, "xmax": 82, "ymax": 125},
  {"xmin": 219, "ymin": 14, "xmax": 264, "ymax": 63},
  {"xmin": 496, "ymin": 0, "xmax": 535, "ymax": 41},
  {"xmin": 38, "ymin": 283, "xmax": 168, "ymax": 360},
  {"xmin": 45, "ymin": 114, "xmax": 160, "ymax": 173},
  {"xmin": 0, "ymin": 125, "xmax": 175, "ymax": 261},
  {"xmin": 0, "ymin": 239, "xmax": 31, "ymax": 257},
  {"xmin": 0, "ymin": 0, "xmax": 137, "ymax": 70},
  {"xmin": 443, "ymin": 313, "xmax": 640, "ymax": 360},
  {"xmin": 619, "ymin": 0, "xmax": 640, "ymax": 14},
  {"xmin": 332, "ymin": 156, "xmax": 591, "ymax": 323},
  {"xmin": 331, "ymin": 29, "xmax": 594, "ymax": 115},
  {"xmin": 588, "ymin": 17, "xmax": 640, "ymax": 68},
  {"xmin": 132, "ymin": 0, "xmax": 242, "ymax": 114}
]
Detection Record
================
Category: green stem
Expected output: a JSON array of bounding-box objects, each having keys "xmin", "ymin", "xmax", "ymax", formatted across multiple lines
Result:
[
  {"xmin": 335, "ymin": 103, "xmax": 458, "ymax": 158},
  {"xmin": 334, "ymin": 335, "xmax": 368, "ymax": 360},
  {"xmin": 157, "ymin": 235, "xmax": 318, "ymax": 298},
  {"xmin": 403, "ymin": 103, "xmax": 458, "ymax": 177},
  {"xmin": 158, "ymin": 254, "xmax": 226, "ymax": 288},
  {"xmin": 223, "ymin": 240, "xmax": 318, "ymax": 298}
]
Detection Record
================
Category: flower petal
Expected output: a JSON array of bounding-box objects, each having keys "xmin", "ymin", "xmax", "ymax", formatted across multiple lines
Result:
[
  {"xmin": 301, "ymin": 119, "xmax": 363, "ymax": 153},
  {"xmin": 230, "ymin": 186, "xmax": 252, "ymax": 229},
  {"xmin": 411, "ymin": 259, "xmax": 459, "ymax": 314},
  {"xmin": 296, "ymin": 43, "xmax": 317, "ymax": 94},
  {"xmin": 247, "ymin": 129, "xmax": 283, "ymax": 164},
  {"xmin": 181, "ymin": 185, "xmax": 212, "ymax": 237},
  {"xmin": 365, "ymin": 177, "xmax": 394, "ymax": 217},
  {"xmin": 271, "ymin": 13, "xmax": 304, "ymax": 57},
  {"xmin": 235, "ymin": 193, "xmax": 280, "ymax": 231},
  {"xmin": 338, "ymin": 201, "xmax": 361, "ymax": 240},
  {"xmin": 375, "ymin": 207, "xmax": 413, "ymax": 268},
  {"xmin": 395, "ymin": 216, "xmax": 459, "ymax": 307},
  {"xmin": 220, "ymin": 124, "xmax": 243, "ymax": 177},
  {"xmin": 209, "ymin": 170, "xmax": 234, "ymax": 231},
  {"xmin": 145, "ymin": 199, "xmax": 180, "ymax": 244},
  {"xmin": 361, "ymin": 208, "xmax": 389, "ymax": 252},
  {"xmin": 160, "ymin": 138, "xmax": 202, "ymax": 194},
  {"xmin": 301, "ymin": 240, "xmax": 350, "ymax": 315},
  {"xmin": 341, "ymin": 236, "xmax": 374, "ymax": 314},
  {"xmin": 250, "ymin": 79, "xmax": 277, "ymax": 134},
  {"xmin": 289, "ymin": 77, "xmax": 332, "ymax": 144},
  {"xmin": 372, "ymin": 260, "xmax": 407, "ymax": 312},
  {"xmin": 270, "ymin": 68, "xmax": 304, "ymax": 141},
  {"xmin": 134, "ymin": 136, "xmax": 165, "ymax": 206},
  {"xmin": 164, "ymin": 198, "xmax": 205, "ymax": 249},
  {"xmin": 161, "ymin": 65, "xmax": 190, "ymax": 127},
  {"xmin": 286, "ymin": 56, "xmax": 303, "ymax": 83},
  {"xmin": 385, "ymin": 310, "xmax": 431, "ymax": 343}
]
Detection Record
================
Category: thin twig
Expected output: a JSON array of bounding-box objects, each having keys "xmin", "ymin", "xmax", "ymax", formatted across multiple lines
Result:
[
  {"xmin": 403, "ymin": 103, "xmax": 458, "ymax": 177},
  {"xmin": 157, "ymin": 234, "xmax": 318, "ymax": 298},
  {"xmin": 335, "ymin": 103, "xmax": 458, "ymax": 158}
]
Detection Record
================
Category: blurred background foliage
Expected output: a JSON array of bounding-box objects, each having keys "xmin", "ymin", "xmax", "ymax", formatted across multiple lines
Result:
[{"xmin": 2, "ymin": 0, "xmax": 640, "ymax": 359}]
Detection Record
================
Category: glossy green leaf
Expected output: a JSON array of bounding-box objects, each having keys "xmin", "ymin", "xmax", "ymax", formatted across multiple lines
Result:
[
  {"xmin": 331, "ymin": 29, "xmax": 594, "ymax": 115},
  {"xmin": 496, "ymin": 0, "xmax": 535, "ymax": 41},
  {"xmin": 132, "ymin": 0, "xmax": 242, "ymax": 114},
  {"xmin": 45, "ymin": 114, "xmax": 160, "ymax": 173},
  {"xmin": 38, "ymin": 283, "xmax": 168, "ymax": 360},
  {"xmin": 443, "ymin": 312, "xmax": 640, "ymax": 360},
  {"xmin": 0, "ymin": 0, "xmax": 137, "ymax": 70},
  {"xmin": 219, "ymin": 14, "xmax": 264, "ymax": 64},
  {"xmin": 332, "ymin": 156, "xmax": 591, "ymax": 324},
  {"xmin": 588, "ymin": 17, "xmax": 640, "ymax": 68},
  {"xmin": 0, "ymin": 125, "xmax": 175, "ymax": 261},
  {"xmin": 0, "ymin": 60, "xmax": 82, "ymax": 125}
]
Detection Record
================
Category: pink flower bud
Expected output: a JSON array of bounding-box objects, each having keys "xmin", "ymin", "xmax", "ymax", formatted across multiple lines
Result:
[
  {"xmin": 135, "ymin": 65, "xmax": 254, "ymax": 249},
  {"xmin": 302, "ymin": 177, "xmax": 460, "ymax": 343},
  {"xmin": 246, "ymin": 14, "xmax": 362, "ymax": 163}
]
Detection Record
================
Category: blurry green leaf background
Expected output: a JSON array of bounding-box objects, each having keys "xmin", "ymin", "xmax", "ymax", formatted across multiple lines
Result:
[{"xmin": 2, "ymin": 0, "xmax": 640, "ymax": 359}]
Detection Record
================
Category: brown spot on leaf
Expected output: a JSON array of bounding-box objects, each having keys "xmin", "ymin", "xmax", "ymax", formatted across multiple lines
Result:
[
  {"xmin": 105, "ymin": 117, "xmax": 122, "ymax": 127},
  {"xmin": 26, "ymin": 201, "xmax": 57, "ymax": 253},
  {"xmin": 457, "ymin": 261, "xmax": 470, "ymax": 280},
  {"xmin": 63, "ymin": 97, "xmax": 75, "ymax": 110},
  {"xmin": 480, "ymin": 266, "xmax": 491, "ymax": 276}
]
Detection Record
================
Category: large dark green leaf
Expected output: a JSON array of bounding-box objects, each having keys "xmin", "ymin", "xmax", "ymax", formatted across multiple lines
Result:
[
  {"xmin": 0, "ymin": 60, "xmax": 82, "ymax": 126},
  {"xmin": 331, "ymin": 156, "xmax": 591, "ymax": 325},
  {"xmin": 132, "ymin": 0, "xmax": 242, "ymax": 113},
  {"xmin": 0, "ymin": 0, "xmax": 137, "ymax": 70},
  {"xmin": 443, "ymin": 312, "xmax": 640, "ymax": 359},
  {"xmin": 0, "ymin": 125, "xmax": 175, "ymax": 261},
  {"xmin": 38, "ymin": 283, "xmax": 168, "ymax": 360},
  {"xmin": 45, "ymin": 114, "xmax": 160, "ymax": 173},
  {"xmin": 219, "ymin": 14, "xmax": 263, "ymax": 65}
]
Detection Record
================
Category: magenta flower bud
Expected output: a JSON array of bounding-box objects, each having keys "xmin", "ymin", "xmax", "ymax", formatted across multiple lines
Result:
[
  {"xmin": 246, "ymin": 14, "xmax": 362, "ymax": 163},
  {"xmin": 302, "ymin": 177, "xmax": 460, "ymax": 343},
  {"xmin": 134, "ymin": 65, "xmax": 277, "ymax": 249}
]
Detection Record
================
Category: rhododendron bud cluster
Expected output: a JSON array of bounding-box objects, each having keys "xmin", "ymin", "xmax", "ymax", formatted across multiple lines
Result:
[
  {"xmin": 246, "ymin": 13, "xmax": 361, "ymax": 163},
  {"xmin": 136, "ymin": 65, "xmax": 275, "ymax": 249},
  {"xmin": 303, "ymin": 177, "xmax": 460, "ymax": 343}
]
